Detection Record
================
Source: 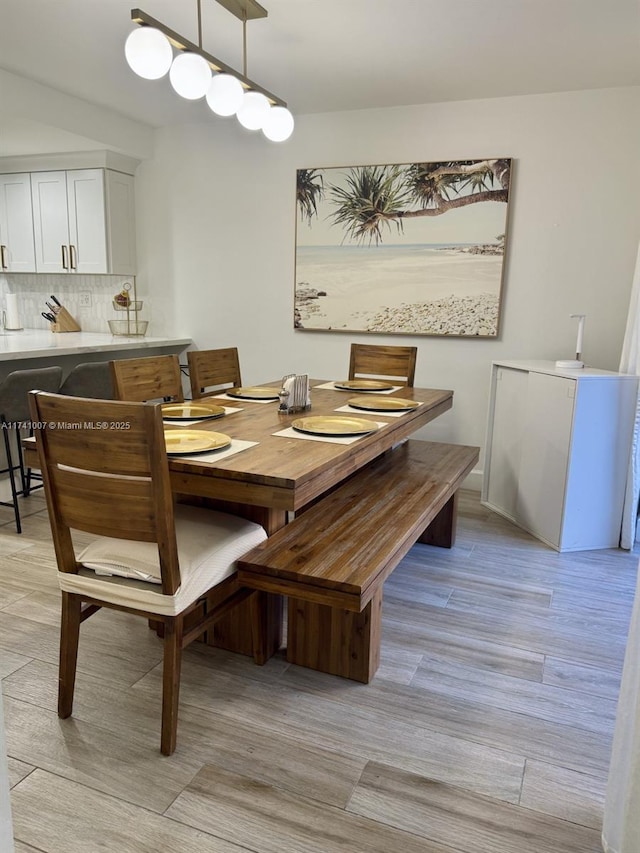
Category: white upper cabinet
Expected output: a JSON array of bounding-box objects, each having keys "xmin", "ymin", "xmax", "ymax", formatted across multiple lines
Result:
[
  {"xmin": 105, "ymin": 169, "xmax": 136, "ymax": 276},
  {"xmin": 0, "ymin": 173, "xmax": 36, "ymax": 272},
  {"xmin": 30, "ymin": 169, "xmax": 135, "ymax": 275},
  {"xmin": 31, "ymin": 170, "xmax": 87, "ymax": 273}
]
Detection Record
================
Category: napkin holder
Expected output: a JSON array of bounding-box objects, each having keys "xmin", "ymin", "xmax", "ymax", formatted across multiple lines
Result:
[{"xmin": 279, "ymin": 374, "xmax": 311, "ymax": 413}]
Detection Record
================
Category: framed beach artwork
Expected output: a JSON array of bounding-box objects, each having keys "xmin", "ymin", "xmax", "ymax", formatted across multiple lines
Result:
[{"xmin": 294, "ymin": 158, "xmax": 512, "ymax": 336}]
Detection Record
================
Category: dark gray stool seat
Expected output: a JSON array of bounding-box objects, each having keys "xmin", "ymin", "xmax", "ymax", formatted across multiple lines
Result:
[
  {"xmin": 0, "ymin": 366, "xmax": 63, "ymax": 532},
  {"xmin": 60, "ymin": 362, "xmax": 114, "ymax": 400}
]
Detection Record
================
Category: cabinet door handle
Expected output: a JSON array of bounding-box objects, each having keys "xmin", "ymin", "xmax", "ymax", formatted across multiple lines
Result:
[
  {"xmin": 69, "ymin": 244, "xmax": 77, "ymax": 270},
  {"xmin": 0, "ymin": 245, "xmax": 7, "ymax": 270},
  {"xmin": 61, "ymin": 245, "xmax": 69, "ymax": 270}
]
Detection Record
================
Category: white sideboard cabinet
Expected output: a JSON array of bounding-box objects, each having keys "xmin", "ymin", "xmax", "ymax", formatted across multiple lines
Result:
[
  {"xmin": 0, "ymin": 172, "xmax": 36, "ymax": 272},
  {"xmin": 30, "ymin": 169, "xmax": 135, "ymax": 275},
  {"xmin": 481, "ymin": 360, "xmax": 638, "ymax": 551}
]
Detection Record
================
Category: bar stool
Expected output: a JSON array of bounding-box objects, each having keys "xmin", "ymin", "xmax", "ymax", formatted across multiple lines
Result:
[
  {"xmin": 0, "ymin": 366, "xmax": 63, "ymax": 533},
  {"xmin": 60, "ymin": 362, "xmax": 114, "ymax": 399}
]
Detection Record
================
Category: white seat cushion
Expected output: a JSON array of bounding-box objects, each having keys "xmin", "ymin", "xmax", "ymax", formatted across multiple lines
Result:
[
  {"xmin": 78, "ymin": 540, "xmax": 164, "ymax": 584},
  {"xmin": 60, "ymin": 505, "xmax": 267, "ymax": 616}
]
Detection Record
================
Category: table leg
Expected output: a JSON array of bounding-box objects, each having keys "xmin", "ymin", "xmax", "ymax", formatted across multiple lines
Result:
[{"xmin": 207, "ymin": 506, "xmax": 286, "ymax": 660}]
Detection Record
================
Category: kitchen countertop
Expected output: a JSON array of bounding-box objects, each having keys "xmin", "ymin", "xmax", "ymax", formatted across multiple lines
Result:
[{"xmin": 0, "ymin": 330, "xmax": 191, "ymax": 362}]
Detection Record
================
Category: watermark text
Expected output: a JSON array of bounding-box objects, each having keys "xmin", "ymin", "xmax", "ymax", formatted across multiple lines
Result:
[{"xmin": 3, "ymin": 421, "xmax": 131, "ymax": 431}]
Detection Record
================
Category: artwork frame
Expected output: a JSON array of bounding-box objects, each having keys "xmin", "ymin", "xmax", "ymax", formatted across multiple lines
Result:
[{"xmin": 294, "ymin": 158, "xmax": 512, "ymax": 337}]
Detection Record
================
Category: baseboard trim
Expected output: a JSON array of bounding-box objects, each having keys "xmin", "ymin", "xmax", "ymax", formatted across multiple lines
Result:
[{"xmin": 462, "ymin": 468, "xmax": 483, "ymax": 493}]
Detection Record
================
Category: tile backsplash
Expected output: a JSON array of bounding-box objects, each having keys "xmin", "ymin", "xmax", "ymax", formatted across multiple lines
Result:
[{"xmin": 1, "ymin": 273, "xmax": 138, "ymax": 332}]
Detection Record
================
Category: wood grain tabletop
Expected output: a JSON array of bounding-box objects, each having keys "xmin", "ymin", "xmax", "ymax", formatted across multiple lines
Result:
[{"xmin": 167, "ymin": 380, "xmax": 454, "ymax": 511}]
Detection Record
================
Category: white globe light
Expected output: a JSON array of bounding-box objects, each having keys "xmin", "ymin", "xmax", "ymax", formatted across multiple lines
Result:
[
  {"xmin": 236, "ymin": 91, "xmax": 270, "ymax": 130},
  {"xmin": 125, "ymin": 27, "xmax": 173, "ymax": 80},
  {"xmin": 206, "ymin": 74, "xmax": 244, "ymax": 116},
  {"xmin": 169, "ymin": 52, "xmax": 212, "ymax": 100},
  {"xmin": 262, "ymin": 106, "xmax": 294, "ymax": 142}
]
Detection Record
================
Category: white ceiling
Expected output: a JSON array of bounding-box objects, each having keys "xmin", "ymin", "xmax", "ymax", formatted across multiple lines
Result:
[{"xmin": 1, "ymin": 0, "xmax": 639, "ymax": 155}]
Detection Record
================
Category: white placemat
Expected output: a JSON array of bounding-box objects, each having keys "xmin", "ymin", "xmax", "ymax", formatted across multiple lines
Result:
[
  {"xmin": 168, "ymin": 438, "xmax": 257, "ymax": 462},
  {"xmin": 334, "ymin": 402, "xmax": 423, "ymax": 419},
  {"xmin": 213, "ymin": 393, "xmax": 278, "ymax": 404},
  {"xmin": 273, "ymin": 421, "xmax": 389, "ymax": 445},
  {"xmin": 316, "ymin": 381, "xmax": 401, "ymax": 394},
  {"xmin": 163, "ymin": 406, "xmax": 243, "ymax": 426}
]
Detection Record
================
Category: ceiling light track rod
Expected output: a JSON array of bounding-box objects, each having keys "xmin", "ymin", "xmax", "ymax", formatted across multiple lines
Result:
[
  {"xmin": 130, "ymin": 8, "xmax": 286, "ymax": 107},
  {"xmin": 215, "ymin": 0, "xmax": 267, "ymax": 22}
]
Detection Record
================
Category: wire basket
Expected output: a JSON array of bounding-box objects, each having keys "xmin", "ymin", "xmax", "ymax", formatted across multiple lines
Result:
[
  {"xmin": 112, "ymin": 299, "xmax": 143, "ymax": 311},
  {"xmin": 108, "ymin": 319, "xmax": 148, "ymax": 336}
]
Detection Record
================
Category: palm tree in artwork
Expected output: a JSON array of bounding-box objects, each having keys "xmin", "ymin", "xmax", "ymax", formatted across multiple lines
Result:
[
  {"xmin": 404, "ymin": 159, "xmax": 510, "ymax": 209},
  {"xmin": 296, "ymin": 169, "xmax": 325, "ymax": 225},
  {"xmin": 325, "ymin": 159, "xmax": 511, "ymax": 246},
  {"xmin": 328, "ymin": 164, "xmax": 411, "ymax": 246}
]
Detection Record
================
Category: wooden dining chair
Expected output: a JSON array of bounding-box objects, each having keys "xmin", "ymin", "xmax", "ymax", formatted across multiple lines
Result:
[
  {"xmin": 187, "ymin": 348, "xmax": 242, "ymax": 399},
  {"xmin": 348, "ymin": 343, "xmax": 418, "ymax": 387},
  {"xmin": 110, "ymin": 354, "xmax": 184, "ymax": 403},
  {"xmin": 29, "ymin": 391, "xmax": 268, "ymax": 755}
]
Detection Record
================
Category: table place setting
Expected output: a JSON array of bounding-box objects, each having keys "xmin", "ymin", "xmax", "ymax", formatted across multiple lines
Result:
[
  {"xmin": 315, "ymin": 380, "xmax": 402, "ymax": 394},
  {"xmin": 163, "ymin": 428, "xmax": 258, "ymax": 462},
  {"xmin": 212, "ymin": 386, "xmax": 281, "ymax": 403},
  {"xmin": 161, "ymin": 401, "xmax": 243, "ymax": 426},
  {"xmin": 334, "ymin": 396, "xmax": 423, "ymax": 418},
  {"xmin": 273, "ymin": 416, "xmax": 391, "ymax": 445}
]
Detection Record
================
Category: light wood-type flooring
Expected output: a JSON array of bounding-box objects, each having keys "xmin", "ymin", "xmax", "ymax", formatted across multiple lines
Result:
[{"xmin": 1, "ymin": 489, "xmax": 638, "ymax": 852}]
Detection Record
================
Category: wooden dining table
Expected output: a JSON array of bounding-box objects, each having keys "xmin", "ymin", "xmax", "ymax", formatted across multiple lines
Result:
[
  {"xmin": 24, "ymin": 379, "xmax": 453, "ymax": 660},
  {"xmin": 165, "ymin": 379, "xmax": 454, "ymax": 660}
]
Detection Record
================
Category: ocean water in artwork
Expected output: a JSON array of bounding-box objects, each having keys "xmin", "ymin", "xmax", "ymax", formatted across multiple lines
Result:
[{"xmin": 295, "ymin": 243, "xmax": 503, "ymax": 335}]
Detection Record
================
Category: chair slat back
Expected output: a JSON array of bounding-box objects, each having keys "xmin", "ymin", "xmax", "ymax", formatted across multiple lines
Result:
[
  {"xmin": 29, "ymin": 392, "xmax": 180, "ymax": 595},
  {"xmin": 348, "ymin": 344, "xmax": 417, "ymax": 387},
  {"xmin": 110, "ymin": 355, "xmax": 184, "ymax": 403},
  {"xmin": 188, "ymin": 348, "xmax": 242, "ymax": 399}
]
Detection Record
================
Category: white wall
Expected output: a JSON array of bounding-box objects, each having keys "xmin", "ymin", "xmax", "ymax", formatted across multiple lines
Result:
[
  {"xmin": 0, "ymin": 68, "xmax": 154, "ymax": 160},
  {"xmin": 135, "ymin": 86, "xmax": 640, "ymax": 483}
]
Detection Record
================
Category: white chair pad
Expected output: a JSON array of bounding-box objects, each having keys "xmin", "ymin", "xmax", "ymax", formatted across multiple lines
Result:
[{"xmin": 59, "ymin": 505, "xmax": 267, "ymax": 616}]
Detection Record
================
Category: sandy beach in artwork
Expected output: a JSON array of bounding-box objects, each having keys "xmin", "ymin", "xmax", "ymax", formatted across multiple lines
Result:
[{"xmin": 295, "ymin": 244, "xmax": 503, "ymax": 335}]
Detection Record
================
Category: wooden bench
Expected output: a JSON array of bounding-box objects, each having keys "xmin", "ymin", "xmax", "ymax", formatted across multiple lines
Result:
[{"xmin": 238, "ymin": 439, "xmax": 479, "ymax": 682}]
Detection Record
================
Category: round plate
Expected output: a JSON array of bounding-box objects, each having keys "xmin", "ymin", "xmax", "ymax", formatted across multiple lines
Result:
[
  {"xmin": 334, "ymin": 379, "xmax": 394, "ymax": 391},
  {"xmin": 162, "ymin": 402, "xmax": 226, "ymax": 421},
  {"xmin": 347, "ymin": 396, "xmax": 420, "ymax": 413},
  {"xmin": 226, "ymin": 386, "xmax": 281, "ymax": 400},
  {"xmin": 164, "ymin": 429, "xmax": 232, "ymax": 455},
  {"xmin": 291, "ymin": 416, "xmax": 378, "ymax": 437}
]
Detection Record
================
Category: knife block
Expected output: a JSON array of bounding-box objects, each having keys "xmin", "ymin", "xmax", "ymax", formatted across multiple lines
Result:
[{"xmin": 50, "ymin": 307, "xmax": 81, "ymax": 333}]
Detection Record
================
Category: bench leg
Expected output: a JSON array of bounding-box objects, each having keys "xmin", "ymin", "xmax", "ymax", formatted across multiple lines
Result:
[
  {"xmin": 418, "ymin": 491, "xmax": 459, "ymax": 548},
  {"xmin": 286, "ymin": 588, "xmax": 383, "ymax": 683}
]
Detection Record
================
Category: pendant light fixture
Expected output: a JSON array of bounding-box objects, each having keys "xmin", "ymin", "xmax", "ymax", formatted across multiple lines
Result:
[{"xmin": 125, "ymin": 0, "xmax": 294, "ymax": 141}]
